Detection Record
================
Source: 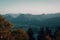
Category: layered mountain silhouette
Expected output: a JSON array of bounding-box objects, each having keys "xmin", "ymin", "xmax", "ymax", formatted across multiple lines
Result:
[{"xmin": 2, "ymin": 13, "xmax": 60, "ymax": 33}]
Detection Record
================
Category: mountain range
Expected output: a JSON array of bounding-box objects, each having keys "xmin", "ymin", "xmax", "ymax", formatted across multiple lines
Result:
[{"xmin": 2, "ymin": 13, "xmax": 60, "ymax": 33}]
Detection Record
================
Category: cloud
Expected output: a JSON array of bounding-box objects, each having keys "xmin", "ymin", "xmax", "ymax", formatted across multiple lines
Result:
[{"xmin": 0, "ymin": 0, "xmax": 60, "ymax": 14}]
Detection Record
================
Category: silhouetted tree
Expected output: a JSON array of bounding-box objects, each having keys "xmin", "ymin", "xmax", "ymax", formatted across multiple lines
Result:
[
  {"xmin": 54, "ymin": 27, "xmax": 60, "ymax": 40},
  {"xmin": 45, "ymin": 27, "xmax": 53, "ymax": 40},
  {"xmin": 37, "ymin": 27, "xmax": 45, "ymax": 40},
  {"xmin": 45, "ymin": 27, "xmax": 51, "ymax": 36},
  {"xmin": 27, "ymin": 28, "xmax": 35, "ymax": 40}
]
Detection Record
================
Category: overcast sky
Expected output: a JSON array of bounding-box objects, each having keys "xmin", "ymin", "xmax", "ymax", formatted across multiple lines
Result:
[{"xmin": 0, "ymin": 0, "xmax": 60, "ymax": 15}]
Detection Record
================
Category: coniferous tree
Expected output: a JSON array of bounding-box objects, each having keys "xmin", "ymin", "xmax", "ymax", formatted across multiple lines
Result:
[
  {"xmin": 37, "ymin": 27, "xmax": 45, "ymax": 40},
  {"xmin": 54, "ymin": 27, "xmax": 60, "ymax": 40},
  {"xmin": 45, "ymin": 27, "xmax": 53, "ymax": 40},
  {"xmin": 45, "ymin": 27, "xmax": 51, "ymax": 35},
  {"xmin": 27, "ymin": 28, "xmax": 35, "ymax": 40}
]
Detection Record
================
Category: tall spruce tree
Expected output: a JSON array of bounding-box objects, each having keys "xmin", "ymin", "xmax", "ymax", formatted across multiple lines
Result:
[
  {"xmin": 27, "ymin": 28, "xmax": 35, "ymax": 40},
  {"xmin": 37, "ymin": 27, "xmax": 45, "ymax": 40}
]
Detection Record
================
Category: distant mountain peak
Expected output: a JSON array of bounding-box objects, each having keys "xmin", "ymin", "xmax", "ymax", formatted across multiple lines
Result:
[
  {"xmin": 11, "ymin": 14, "xmax": 19, "ymax": 18},
  {"xmin": 6, "ymin": 14, "xmax": 20, "ymax": 18}
]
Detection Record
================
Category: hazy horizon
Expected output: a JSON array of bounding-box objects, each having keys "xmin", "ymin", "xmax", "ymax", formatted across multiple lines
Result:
[{"xmin": 0, "ymin": 0, "xmax": 60, "ymax": 15}]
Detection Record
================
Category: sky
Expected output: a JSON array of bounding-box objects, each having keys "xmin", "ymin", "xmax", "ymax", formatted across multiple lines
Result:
[{"xmin": 0, "ymin": 0, "xmax": 60, "ymax": 15}]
